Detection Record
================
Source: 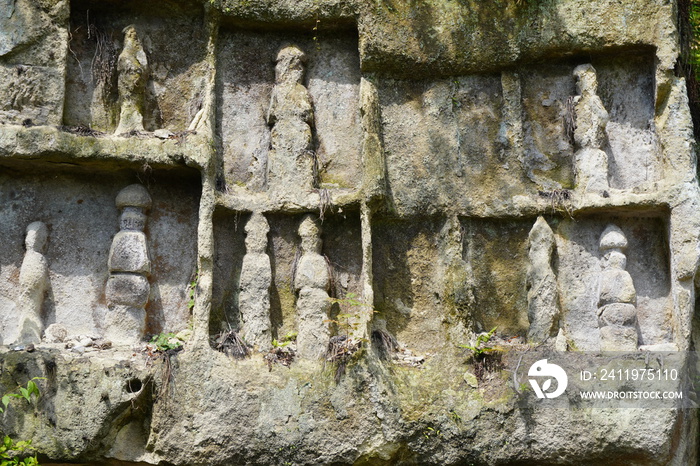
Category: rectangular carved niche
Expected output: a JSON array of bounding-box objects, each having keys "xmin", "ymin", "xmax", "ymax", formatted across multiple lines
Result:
[
  {"xmin": 379, "ymin": 75, "xmax": 518, "ymax": 216},
  {"xmin": 63, "ymin": 0, "xmax": 209, "ymax": 133},
  {"xmin": 462, "ymin": 218, "xmax": 531, "ymax": 336},
  {"xmin": 556, "ymin": 215, "xmax": 672, "ymax": 351},
  {"xmin": 592, "ymin": 51, "xmax": 658, "ymax": 190},
  {"xmin": 373, "ymin": 216, "xmax": 533, "ymax": 354},
  {"xmin": 0, "ymin": 162, "xmax": 200, "ymax": 342},
  {"xmin": 520, "ymin": 64, "xmax": 576, "ymax": 190},
  {"xmin": 520, "ymin": 50, "xmax": 658, "ymax": 192},
  {"xmin": 372, "ymin": 218, "xmax": 456, "ymax": 353},
  {"xmin": 217, "ymin": 28, "xmax": 362, "ymax": 193},
  {"xmin": 211, "ymin": 208, "xmax": 246, "ymax": 334},
  {"xmin": 211, "ymin": 211, "xmax": 362, "ymax": 342}
]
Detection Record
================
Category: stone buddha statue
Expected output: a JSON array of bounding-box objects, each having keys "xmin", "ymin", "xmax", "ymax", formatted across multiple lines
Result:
[
  {"xmin": 105, "ymin": 184, "xmax": 152, "ymax": 344},
  {"xmin": 597, "ymin": 224, "xmax": 638, "ymax": 351},
  {"xmin": 294, "ymin": 214, "xmax": 330, "ymax": 358}
]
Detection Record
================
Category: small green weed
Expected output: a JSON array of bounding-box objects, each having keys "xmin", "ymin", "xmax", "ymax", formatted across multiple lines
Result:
[
  {"xmin": 1, "ymin": 378, "xmax": 45, "ymax": 465},
  {"xmin": 459, "ymin": 327, "xmax": 497, "ymax": 357},
  {"xmin": 460, "ymin": 328, "xmax": 503, "ymax": 381},
  {"xmin": 272, "ymin": 332, "xmax": 297, "ymax": 349},
  {"xmin": 0, "ymin": 436, "xmax": 39, "ymax": 465},
  {"xmin": 150, "ymin": 333, "xmax": 183, "ymax": 352},
  {"xmin": 1, "ymin": 378, "xmax": 43, "ymax": 413},
  {"xmin": 187, "ymin": 270, "xmax": 199, "ymax": 312},
  {"xmin": 423, "ymin": 426, "xmax": 442, "ymax": 440}
]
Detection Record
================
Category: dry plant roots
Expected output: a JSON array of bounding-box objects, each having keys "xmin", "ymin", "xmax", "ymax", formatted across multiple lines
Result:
[
  {"xmin": 214, "ymin": 330, "xmax": 250, "ymax": 359},
  {"xmin": 326, "ymin": 335, "xmax": 362, "ymax": 384},
  {"xmin": 59, "ymin": 125, "xmax": 106, "ymax": 137},
  {"xmin": 538, "ymin": 189, "xmax": 573, "ymax": 217},
  {"xmin": 264, "ymin": 347, "xmax": 296, "ymax": 371},
  {"xmin": 372, "ymin": 329, "xmax": 398, "ymax": 360},
  {"xmin": 472, "ymin": 351, "xmax": 503, "ymax": 382}
]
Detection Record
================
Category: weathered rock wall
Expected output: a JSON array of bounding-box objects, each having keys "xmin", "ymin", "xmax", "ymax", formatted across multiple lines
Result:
[{"xmin": 0, "ymin": 0, "xmax": 699, "ymax": 464}]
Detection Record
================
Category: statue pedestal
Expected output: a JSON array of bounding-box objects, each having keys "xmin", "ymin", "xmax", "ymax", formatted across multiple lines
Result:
[{"xmin": 104, "ymin": 304, "xmax": 147, "ymax": 346}]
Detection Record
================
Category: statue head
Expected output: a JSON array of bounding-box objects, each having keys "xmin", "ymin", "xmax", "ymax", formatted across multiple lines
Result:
[
  {"xmin": 573, "ymin": 63, "xmax": 598, "ymax": 96},
  {"xmin": 275, "ymin": 45, "xmax": 307, "ymax": 85},
  {"xmin": 122, "ymin": 25, "xmax": 140, "ymax": 47},
  {"xmin": 600, "ymin": 224, "xmax": 627, "ymax": 250},
  {"xmin": 116, "ymin": 184, "xmax": 151, "ymax": 210},
  {"xmin": 25, "ymin": 221, "xmax": 48, "ymax": 253},
  {"xmin": 244, "ymin": 212, "xmax": 270, "ymax": 254},
  {"xmin": 298, "ymin": 214, "xmax": 321, "ymax": 254},
  {"xmin": 528, "ymin": 216, "xmax": 555, "ymax": 255},
  {"xmin": 600, "ymin": 224, "xmax": 628, "ymax": 270}
]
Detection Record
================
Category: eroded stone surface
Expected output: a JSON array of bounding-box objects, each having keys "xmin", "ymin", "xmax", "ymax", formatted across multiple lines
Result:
[
  {"xmin": 108, "ymin": 230, "xmax": 151, "ymax": 274},
  {"xmin": 106, "ymin": 274, "xmax": 150, "ymax": 308},
  {"xmin": 0, "ymin": 167, "xmax": 199, "ymax": 341},
  {"xmin": 0, "ymin": 0, "xmax": 698, "ymax": 464},
  {"xmin": 217, "ymin": 30, "xmax": 362, "ymax": 195},
  {"xmin": 557, "ymin": 217, "xmax": 673, "ymax": 350},
  {"xmin": 526, "ymin": 216, "xmax": 559, "ymax": 343},
  {"xmin": 43, "ymin": 322, "xmax": 68, "ymax": 343},
  {"xmin": 0, "ymin": 0, "xmax": 68, "ymax": 126}
]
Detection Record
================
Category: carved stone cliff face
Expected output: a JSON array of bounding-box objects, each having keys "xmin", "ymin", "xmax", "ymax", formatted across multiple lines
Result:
[{"xmin": 0, "ymin": 0, "xmax": 698, "ymax": 464}]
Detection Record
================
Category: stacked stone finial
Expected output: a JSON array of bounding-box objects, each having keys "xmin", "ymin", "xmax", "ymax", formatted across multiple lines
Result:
[
  {"xmin": 105, "ymin": 184, "xmax": 152, "ymax": 344},
  {"xmin": 572, "ymin": 64, "xmax": 609, "ymax": 193},
  {"xmin": 16, "ymin": 221, "xmax": 50, "ymax": 344},
  {"xmin": 266, "ymin": 44, "xmax": 316, "ymax": 193},
  {"xmin": 239, "ymin": 212, "xmax": 272, "ymax": 350},
  {"xmin": 597, "ymin": 224, "xmax": 638, "ymax": 351},
  {"xmin": 526, "ymin": 216, "xmax": 559, "ymax": 343},
  {"xmin": 115, "ymin": 25, "xmax": 148, "ymax": 135},
  {"xmin": 294, "ymin": 214, "xmax": 330, "ymax": 359}
]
